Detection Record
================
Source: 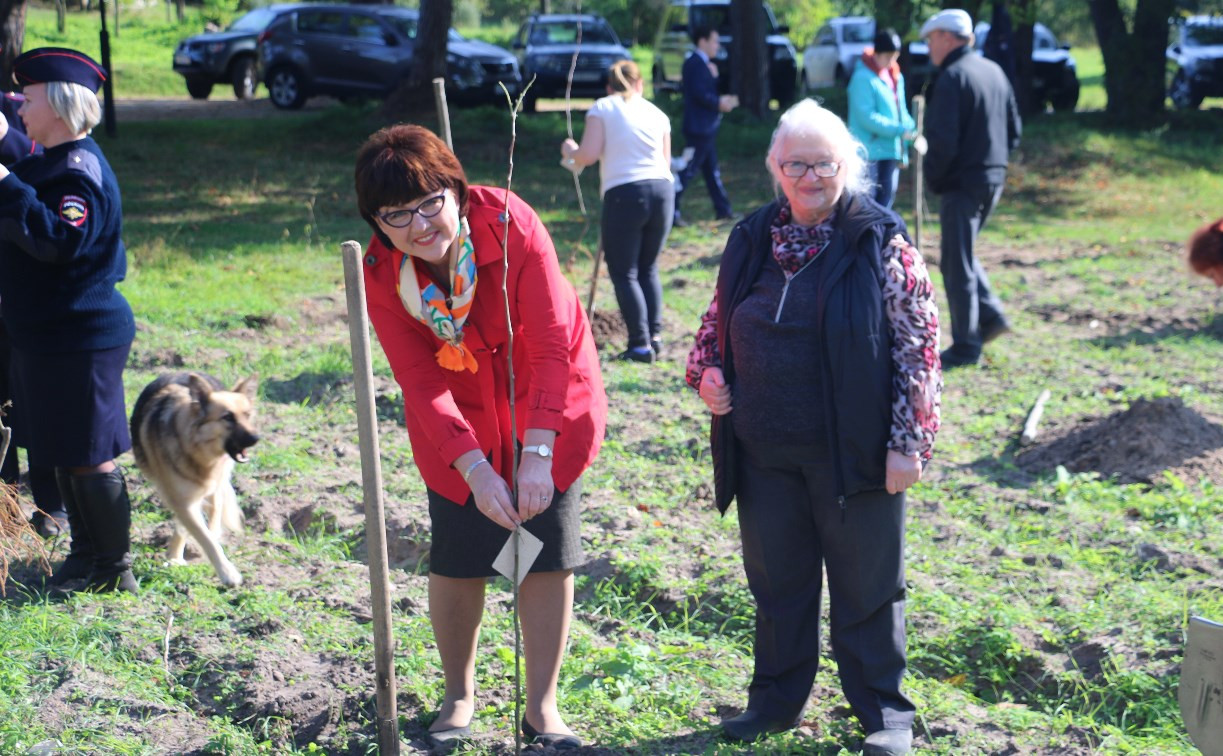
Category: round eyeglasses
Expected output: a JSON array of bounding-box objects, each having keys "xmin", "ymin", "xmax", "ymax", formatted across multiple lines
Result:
[
  {"xmin": 778, "ymin": 160, "xmax": 840, "ymax": 179},
  {"xmin": 377, "ymin": 192, "xmax": 447, "ymax": 228}
]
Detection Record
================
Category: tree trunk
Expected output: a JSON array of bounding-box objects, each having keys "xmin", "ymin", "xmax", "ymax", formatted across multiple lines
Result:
[
  {"xmin": 730, "ymin": 0, "xmax": 768, "ymax": 118},
  {"xmin": 1011, "ymin": 0, "xmax": 1037, "ymax": 115},
  {"xmin": 1088, "ymin": 0, "xmax": 1175, "ymax": 125},
  {"xmin": 0, "ymin": 0, "xmax": 26, "ymax": 85},
  {"xmin": 384, "ymin": 0, "xmax": 453, "ymax": 117},
  {"xmin": 875, "ymin": 0, "xmax": 913, "ymax": 39}
]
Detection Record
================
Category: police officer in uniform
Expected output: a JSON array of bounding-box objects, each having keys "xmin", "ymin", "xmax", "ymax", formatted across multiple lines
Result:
[
  {"xmin": 0, "ymin": 79, "xmax": 66, "ymax": 539},
  {"xmin": 0, "ymin": 48, "xmax": 137, "ymax": 593}
]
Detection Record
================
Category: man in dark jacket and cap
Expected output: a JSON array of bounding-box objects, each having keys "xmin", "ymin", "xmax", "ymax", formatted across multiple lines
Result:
[{"xmin": 921, "ymin": 9, "xmax": 1021, "ymax": 368}]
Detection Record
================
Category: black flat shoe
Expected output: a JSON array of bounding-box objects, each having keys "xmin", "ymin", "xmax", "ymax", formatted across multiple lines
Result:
[
  {"xmin": 426, "ymin": 724, "xmax": 471, "ymax": 750},
  {"xmin": 521, "ymin": 717, "xmax": 581, "ymax": 749},
  {"xmin": 939, "ymin": 348, "xmax": 980, "ymax": 369},
  {"xmin": 720, "ymin": 709, "xmax": 799, "ymax": 743}
]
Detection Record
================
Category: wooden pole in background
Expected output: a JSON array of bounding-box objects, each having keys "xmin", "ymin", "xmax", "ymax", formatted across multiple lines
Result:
[
  {"xmin": 341, "ymin": 240, "xmax": 400, "ymax": 756},
  {"xmin": 433, "ymin": 78, "xmax": 453, "ymax": 151},
  {"xmin": 912, "ymin": 94, "xmax": 925, "ymax": 251}
]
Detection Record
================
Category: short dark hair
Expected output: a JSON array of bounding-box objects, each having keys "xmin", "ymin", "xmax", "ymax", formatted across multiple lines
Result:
[
  {"xmin": 874, "ymin": 27, "xmax": 901, "ymax": 53},
  {"xmin": 354, "ymin": 124, "xmax": 469, "ymax": 238},
  {"xmin": 691, "ymin": 24, "xmax": 716, "ymax": 45},
  {"xmin": 1188, "ymin": 217, "xmax": 1223, "ymax": 274}
]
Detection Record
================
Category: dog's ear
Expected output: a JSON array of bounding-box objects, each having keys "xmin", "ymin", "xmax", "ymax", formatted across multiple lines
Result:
[
  {"xmin": 233, "ymin": 374, "xmax": 259, "ymax": 401},
  {"xmin": 187, "ymin": 373, "xmax": 214, "ymax": 407}
]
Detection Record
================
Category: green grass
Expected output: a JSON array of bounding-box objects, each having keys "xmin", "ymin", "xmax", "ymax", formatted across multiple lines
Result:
[{"xmin": 3, "ymin": 10, "xmax": 1223, "ymax": 755}]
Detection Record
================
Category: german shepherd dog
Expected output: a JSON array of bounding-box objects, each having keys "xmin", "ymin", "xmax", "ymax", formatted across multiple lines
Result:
[{"xmin": 131, "ymin": 373, "xmax": 259, "ymax": 587}]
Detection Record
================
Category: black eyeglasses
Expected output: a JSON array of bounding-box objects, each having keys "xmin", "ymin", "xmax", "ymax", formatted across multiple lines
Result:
[
  {"xmin": 377, "ymin": 192, "xmax": 447, "ymax": 228},
  {"xmin": 778, "ymin": 160, "xmax": 840, "ymax": 179}
]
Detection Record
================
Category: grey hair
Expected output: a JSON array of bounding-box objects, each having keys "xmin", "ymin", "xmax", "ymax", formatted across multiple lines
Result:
[
  {"xmin": 766, "ymin": 98, "xmax": 870, "ymax": 198},
  {"xmin": 46, "ymin": 81, "xmax": 101, "ymax": 136}
]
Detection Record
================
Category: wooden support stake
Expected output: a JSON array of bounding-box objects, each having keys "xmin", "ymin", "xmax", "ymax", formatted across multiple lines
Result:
[
  {"xmin": 341, "ymin": 240, "xmax": 400, "ymax": 756},
  {"xmin": 912, "ymin": 94, "xmax": 925, "ymax": 252},
  {"xmin": 585, "ymin": 238, "xmax": 604, "ymax": 315},
  {"xmin": 1021, "ymin": 389, "xmax": 1052, "ymax": 447},
  {"xmin": 433, "ymin": 78, "xmax": 453, "ymax": 152}
]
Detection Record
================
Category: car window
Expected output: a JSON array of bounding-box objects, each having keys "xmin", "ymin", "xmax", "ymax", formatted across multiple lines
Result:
[
  {"xmin": 692, "ymin": 7, "xmax": 731, "ymax": 36},
  {"xmin": 350, "ymin": 15, "xmax": 388, "ymax": 43},
  {"xmin": 842, "ymin": 21, "xmax": 874, "ymax": 44},
  {"xmin": 1034, "ymin": 26, "xmax": 1056, "ymax": 50},
  {"xmin": 387, "ymin": 16, "xmax": 417, "ymax": 39},
  {"xmin": 296, "ymin": 11, "xmax": 347, "ymax": 35},
  {"xmin": 691, "ymin": 5, "xmax": 777, "ymax": 37},
  {"xmin": 229, "ymin": 8, "xmax": 275, "ymax": 32},
  {"xmin": 532, "ymin": 20, "xmax": 619, "ymax": 45},
  {"xmin": 815, "ymin": 24, "xmax": 835, "ymax": 46},
  {"xmin": 1186, "ymin": 24, "xmax": 1223, "ymax": 47}
]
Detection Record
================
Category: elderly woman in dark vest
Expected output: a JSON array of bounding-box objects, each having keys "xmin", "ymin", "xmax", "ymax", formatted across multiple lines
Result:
[
  {"xmin": 0, "ymin": 48, "xmax": 136, "ymax": 593},
  {"xmin": 685, "ymin": 99, "xmax": 942, "ymax": 756}
]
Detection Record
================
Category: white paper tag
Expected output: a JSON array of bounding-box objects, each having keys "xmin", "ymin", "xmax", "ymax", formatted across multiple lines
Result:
[{"xmin": 492, "ymin": 526, "xmax": 543, "ymax": 586}]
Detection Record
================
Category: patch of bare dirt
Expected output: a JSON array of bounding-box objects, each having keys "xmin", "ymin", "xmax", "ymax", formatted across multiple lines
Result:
[
  {"xmin": 113, "ymin": 96, "xmax": 337, "ymax": 122},
  {"xmin": 1015, "ymin": 397, "xmax": 1223, "ymax": 484}
]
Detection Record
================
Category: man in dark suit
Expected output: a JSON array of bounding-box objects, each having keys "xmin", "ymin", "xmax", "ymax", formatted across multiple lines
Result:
[
  {"xmin": 921, "ymin": 8, "xmax": 1021, "ymax": 369},
  {"xmin": 673, "ymin": 25, "xmax": 738, "ymax": 226}
]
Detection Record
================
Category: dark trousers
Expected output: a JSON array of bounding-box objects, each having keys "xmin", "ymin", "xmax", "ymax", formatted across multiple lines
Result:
[
  {"xmin": 675, "ymin": 130, "xmax": 732, "ymax": 221},
  {"xmin": 601, "ymin": 179, "xmax": 674, "ymax": 350},
  {"xmin": 939, "ymin": 182, "xmax": 1007, "ymax": 359},
  {"xmin": 869, "ymin": 159, "xmax": 900, "ymax": 210},
  {"xmin": 0, "ymin": 322, "xmax": 62, "ymax": 513},
  {"xmin": 734, "ymin": 438, "xmax": 915, "ymax": 733}
]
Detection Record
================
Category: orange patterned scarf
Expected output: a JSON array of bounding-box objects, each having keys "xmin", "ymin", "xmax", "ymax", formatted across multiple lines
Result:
[{"xmin": 397, "ymin": 219, "xmax": 479, "ymax": 373}]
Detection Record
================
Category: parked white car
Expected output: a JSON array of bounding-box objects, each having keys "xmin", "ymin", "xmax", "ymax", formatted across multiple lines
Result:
[{"xmin": 802, "ymin": 16, "xmax": 875, "ymax": 88}]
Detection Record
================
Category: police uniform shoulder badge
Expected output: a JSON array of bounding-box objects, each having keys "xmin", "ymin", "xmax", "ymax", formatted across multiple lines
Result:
[{"xmin": 59, "ymin": 195, "xmax": 89, "ymax": 227}]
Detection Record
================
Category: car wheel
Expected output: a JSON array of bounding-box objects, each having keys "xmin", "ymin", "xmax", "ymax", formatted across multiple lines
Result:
[
  {"xmin": 231, "ymin": 57, "xmax": 257, "ymax": 100},
  {"xmin": 1169, "ymin": 68, "xmax": 1203, "ymax": 110},
  {"xmin": 521, "ymin": 91, "xmax": 538, "ymax": 113},
  {"xmin": 834, "ymin": 64, "xmax": 849, "ymax": 87},
  {"xmin": 1050, "ymin": 78, "xmax": 1079, "ymax": 113},
  {"xmin": 772, "ymin": 73, "xmax": 796, "ymax": 107},
  {"xmin": 186, "ymin": 78, "xmax": 213, "ymax": 100},
  {"xmin": 268, "ymin": 67, "xmax": 306, "ymax": 110},
  {"xmin": 652, "ymin": 63, "xmax": 669, "ymax": 98}
]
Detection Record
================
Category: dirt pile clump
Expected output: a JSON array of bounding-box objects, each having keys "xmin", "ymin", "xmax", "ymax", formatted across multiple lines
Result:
[
  {"xmin": 588, "ymin": 308, "xmax": 626, "ymax": 351},
  {"xmin": 1016, "ymin": 397, "xmax": 1223, "ymax": 484}
]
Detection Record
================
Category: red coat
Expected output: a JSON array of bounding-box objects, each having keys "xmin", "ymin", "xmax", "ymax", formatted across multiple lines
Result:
[{"xmin": 363, "ymin": 186, "xmax": 607, "ymax": 504}]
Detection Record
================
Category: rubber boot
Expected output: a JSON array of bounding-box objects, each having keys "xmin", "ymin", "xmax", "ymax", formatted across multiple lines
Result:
[
  {"xmin": 70, "ymin": 469, "xmax": 137, "ymax": 594},
  {"xmin": 45, "ymin": 468, "xmax": 95, "ymax": 587}
]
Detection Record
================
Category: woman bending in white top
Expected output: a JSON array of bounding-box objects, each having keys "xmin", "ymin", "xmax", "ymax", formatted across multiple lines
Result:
[{"xmin": 562, "ymin": 60, "xmax": 673, "ymax": 363}]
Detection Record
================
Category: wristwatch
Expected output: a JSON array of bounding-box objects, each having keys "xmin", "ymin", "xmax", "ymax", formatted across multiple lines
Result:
[{"xmin": 523, "ymin": 443, "xmax": 553, "ymax": 459}]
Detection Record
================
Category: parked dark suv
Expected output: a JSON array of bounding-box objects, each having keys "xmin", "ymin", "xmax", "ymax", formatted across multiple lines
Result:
[
  {"xmin": 512, "ymin": 14, "xmax": 632, "ymax": 112},
  {"xmin": 653, "ymin": 0, "xmax": 799, "ymax": 105},
  {"xmin": 173, "ymin": 5, "xmax": 286, "ymax": 100},
  {"xmin": 1167, "ymin": 15, "xmax": 1223, "ymax": 110},
  {"xmin": 256, "ymin": 4, "xmax": 521, "ymax": 110},
  {"xmin": 905, "ymin": 22, "xmax": 1079, "ymax": 112}
]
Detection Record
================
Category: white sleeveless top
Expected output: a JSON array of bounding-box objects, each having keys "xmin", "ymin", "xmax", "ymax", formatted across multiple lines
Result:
[{"xmin": 587, "ymin": 93, "xmax": 673, "ymax": 196}]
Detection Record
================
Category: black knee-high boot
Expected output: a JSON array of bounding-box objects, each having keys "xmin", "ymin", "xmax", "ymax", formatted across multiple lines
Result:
[
  {"xmin": 70, "ymin": 469, "xmax": 137, "ymax": 593},
  {"xmin": 45, "ymin": 468, "xmax": 94, "ymax": 587}
]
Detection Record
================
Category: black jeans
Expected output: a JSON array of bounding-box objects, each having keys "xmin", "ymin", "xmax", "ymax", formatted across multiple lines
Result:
[
  {"xmin": 938, "ymin": 182, "xmax": 1007, "ymax": 359},
  {"xmin": 601, "ymin": 179, "xmax": 674, "ymax": 350},
  {"xmin": 734, "ymin": 437, "xmax": 915, "ymax": 733}
]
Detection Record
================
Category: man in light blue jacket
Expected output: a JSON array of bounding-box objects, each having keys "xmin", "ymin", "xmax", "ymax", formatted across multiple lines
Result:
[{"xmin": 847, "ymin": 28, "xmax": 915, "ymax": 209}]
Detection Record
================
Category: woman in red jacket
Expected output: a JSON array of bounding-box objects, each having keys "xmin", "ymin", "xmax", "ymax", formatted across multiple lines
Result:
[{"xmin": 354, "ymin": 124, "xmax": 606, "ymax": 750}]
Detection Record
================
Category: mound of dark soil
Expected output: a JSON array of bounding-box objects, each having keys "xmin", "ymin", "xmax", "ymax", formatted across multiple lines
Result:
[
  {"xmin": 588, "ymin": 308, "xmax": 626, "ymax": 351},
  {"xmin": 1015, "ymin": 397, "xmax": 1223, "ymax": 484}
]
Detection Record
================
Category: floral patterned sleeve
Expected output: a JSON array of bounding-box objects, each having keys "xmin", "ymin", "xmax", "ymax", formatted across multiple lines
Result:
[
  {"xmin": 880, "ymin": 234, "xmax": 942, "ymax": 460},
  {"xmin": 684, "ymin": 294, "xmax": 721, "ymax": 390}
]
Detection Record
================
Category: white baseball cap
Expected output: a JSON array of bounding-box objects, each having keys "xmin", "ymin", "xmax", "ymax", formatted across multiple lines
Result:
[{"xmin": 920, "ymin": 9, "xmax": 974, "ymax": 39}]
